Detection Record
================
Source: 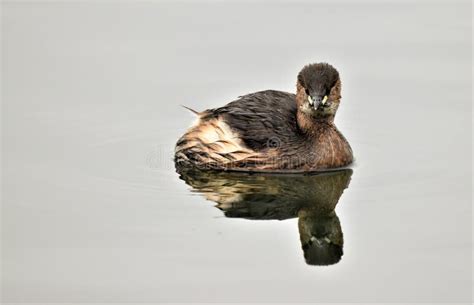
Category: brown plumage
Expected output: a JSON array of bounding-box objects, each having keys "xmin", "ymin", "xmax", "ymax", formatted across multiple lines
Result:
[{"xmin": 174, "ymin": 62, "xmax": 353, "ymax": 172}]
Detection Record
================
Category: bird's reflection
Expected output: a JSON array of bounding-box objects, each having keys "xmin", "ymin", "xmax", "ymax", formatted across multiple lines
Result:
[{"xmin": 177, "ymin": 168, "xmax": 353, "ymax": 266}]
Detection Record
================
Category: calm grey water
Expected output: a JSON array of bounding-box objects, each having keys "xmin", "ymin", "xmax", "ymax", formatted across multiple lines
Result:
[{"xmin": 2, "ymin": 1, "xmax": 472, "ymax": 303}]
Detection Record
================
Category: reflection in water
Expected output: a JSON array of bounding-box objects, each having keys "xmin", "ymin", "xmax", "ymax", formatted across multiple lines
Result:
[{"xmin": 177, "ymin": 168, "xmax": 353, "ymax": 266}]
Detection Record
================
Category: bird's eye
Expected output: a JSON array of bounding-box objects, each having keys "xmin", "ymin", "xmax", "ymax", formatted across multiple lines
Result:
[{"xmin": 321, "ymin": 95, "xmax": 328, "ymax": 105}]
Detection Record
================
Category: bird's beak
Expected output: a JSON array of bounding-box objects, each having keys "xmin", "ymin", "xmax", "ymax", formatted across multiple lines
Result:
[{"xmin": 308, "ymin": 95, "xmax": 328, "ymax": 110}]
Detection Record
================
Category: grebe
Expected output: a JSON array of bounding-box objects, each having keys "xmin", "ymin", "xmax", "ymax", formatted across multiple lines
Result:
[{"xmin": 175, "ymin": 63, "xmax": 353, "ymax": 172}]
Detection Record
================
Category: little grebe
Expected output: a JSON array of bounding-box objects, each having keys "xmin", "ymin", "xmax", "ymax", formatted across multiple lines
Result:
[{"xmin": 174, "ymin": 62, "xmax": 353, "ymax": 172}]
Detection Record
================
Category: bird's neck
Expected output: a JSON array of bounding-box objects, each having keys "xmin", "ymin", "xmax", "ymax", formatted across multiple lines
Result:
[{"xmin": 297, "ymin": 111, "xmax": 335, "ymax": 134}]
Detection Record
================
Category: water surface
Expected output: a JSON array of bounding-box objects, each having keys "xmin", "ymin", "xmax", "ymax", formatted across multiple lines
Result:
[{"xmin": 2, "ymin": 1, "xmax": 471, "ymax": 303}]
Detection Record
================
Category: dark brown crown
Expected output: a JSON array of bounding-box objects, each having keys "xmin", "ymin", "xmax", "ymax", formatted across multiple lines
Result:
[{"xmin": 297, "ymin": 63, "xmax": 339, "ymax": 95}]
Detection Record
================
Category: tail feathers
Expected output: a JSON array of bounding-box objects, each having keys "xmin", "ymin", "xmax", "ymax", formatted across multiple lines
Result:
[{"xmin": 181, "ymin": 105, "xmax": 200, "ymax": 115}]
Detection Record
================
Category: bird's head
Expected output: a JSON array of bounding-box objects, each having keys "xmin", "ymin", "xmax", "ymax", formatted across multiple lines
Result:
[{"xmin": 296, "ymin": 63, "xmax": 342, "ymax": 120}]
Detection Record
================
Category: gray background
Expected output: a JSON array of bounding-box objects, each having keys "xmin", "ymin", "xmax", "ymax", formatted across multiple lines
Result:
[{"xmin": 2, "ymin": 0, "xmax": 472, "ymax": 303}]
